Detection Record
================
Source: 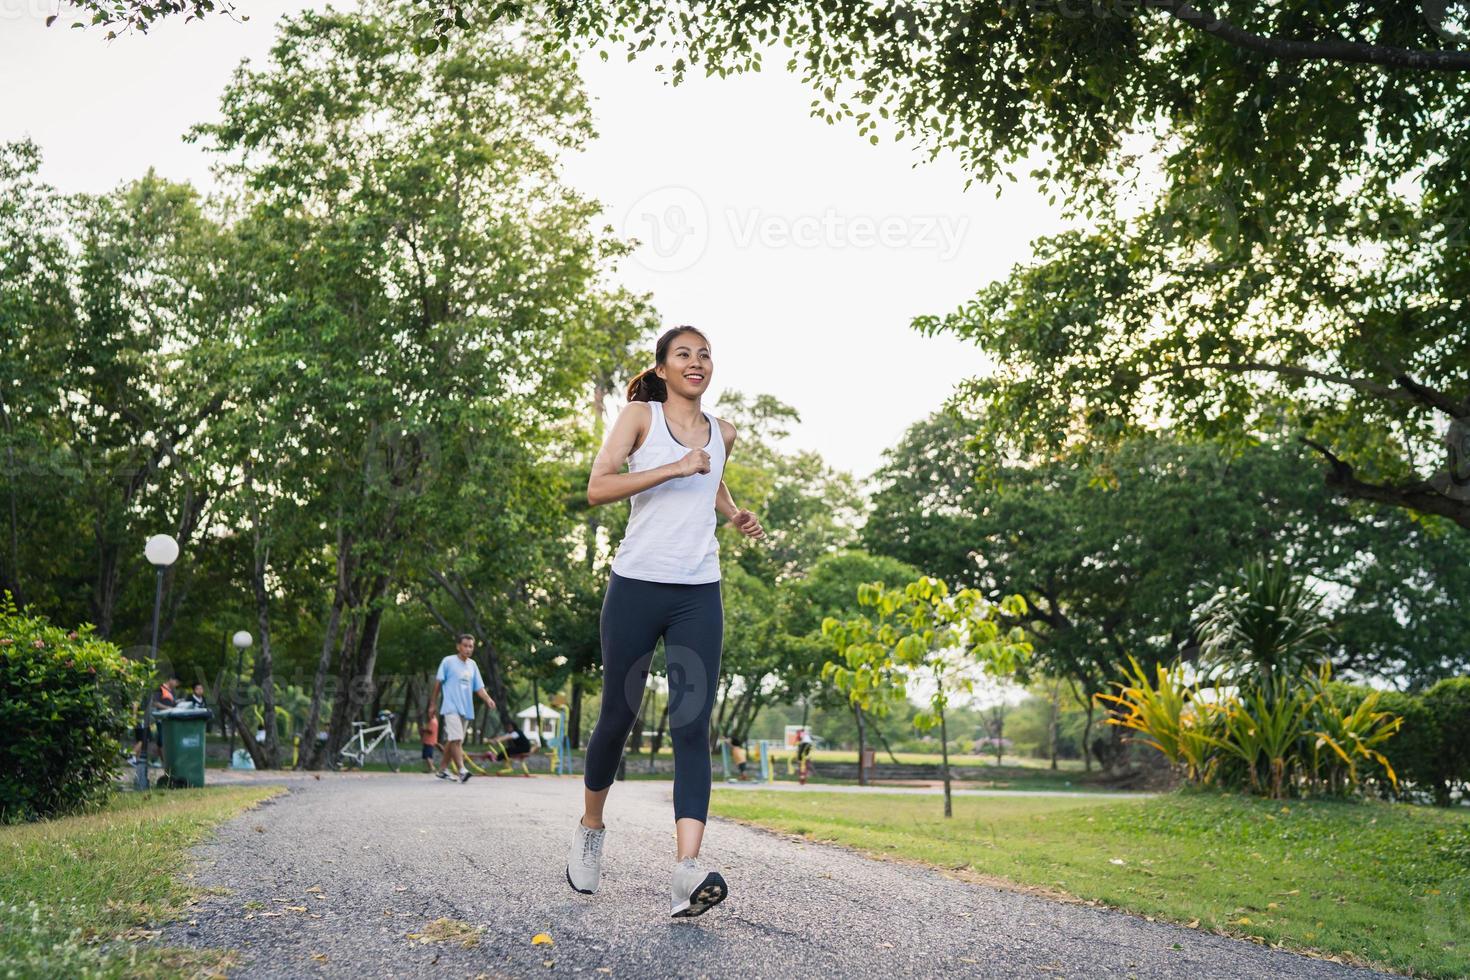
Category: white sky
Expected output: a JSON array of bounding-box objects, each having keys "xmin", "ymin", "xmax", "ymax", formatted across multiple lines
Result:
[{"xmin": 1, "ymin": 1, "xmax": 1066, "ymax": 479}]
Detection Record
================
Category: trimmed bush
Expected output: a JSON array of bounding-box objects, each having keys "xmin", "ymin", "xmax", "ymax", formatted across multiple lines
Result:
[
  {"xmin": 0, "ymin": 597, "xmax": 146, "ymax": 821},
  {"xmin": 1422, "ymin": 677, "xmax": 1470, "ymax": 805}
]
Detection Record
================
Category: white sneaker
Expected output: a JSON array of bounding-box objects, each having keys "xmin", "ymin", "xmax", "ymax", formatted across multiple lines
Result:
[
  {"xmin": 670, "ymin": 858, "xmax": 727, "ymax": 917},
  {"xmin": 566, "ymin": 819, "xmax": 606, "ymax": 894}
]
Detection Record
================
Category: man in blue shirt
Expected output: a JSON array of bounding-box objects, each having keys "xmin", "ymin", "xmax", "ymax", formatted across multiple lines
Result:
[{"xmin": 429, "ymin": 634, "xmax": 497, "ymax": 783}]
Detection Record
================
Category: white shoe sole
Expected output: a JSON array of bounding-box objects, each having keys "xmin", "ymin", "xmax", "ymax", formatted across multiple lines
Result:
[
  {"xmin": 671, "ymin": 871, "xmax": 728, "ymax": 917},
  {"xmin": 566, "ymin": 865, "xmax": 597, "ymax": 895}
]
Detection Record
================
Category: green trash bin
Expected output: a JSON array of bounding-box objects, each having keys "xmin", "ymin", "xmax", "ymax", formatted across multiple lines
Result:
[{"xmin": 157, "ymin": 707, "xmax": 211, "ymax": 788}]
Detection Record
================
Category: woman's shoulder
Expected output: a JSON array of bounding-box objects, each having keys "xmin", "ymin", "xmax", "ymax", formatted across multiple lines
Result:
[{"xmin": 713, "ymin": 416, "xmax": 737, "ymax": 449}]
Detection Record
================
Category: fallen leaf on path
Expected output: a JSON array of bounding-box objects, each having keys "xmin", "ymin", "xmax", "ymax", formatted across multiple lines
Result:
[
  {"xmin": 283, "ymin": 906, "xmax": 308, "ymax": 913},
  {"xmin": 596, "ymin": 969, "xmax": 612, "ymax": 974},
  {"xmin": 310, "ymin": 953, "xmax": 328, "ymax": 963},
  {"xmin": 305, "ymin": 886, "xmax": 323, "ymax": 894},
  {"xmin": 1185, "ymin": 919, "xmax": 1200, "ymax": 929},
  {"xmin": 542, "ymin": 959, "xmax": 554, "ymax": 968},
  {"xmin": 393, "ymin": 885, "xmax": 407, "ymax": 892},
  {"xmin": 531, "ymin": 933, "xmax": 553, "ymax": 946},
  {"xmin": 407, "ymin": 918, "xmax": 481, "ymax": 949}
]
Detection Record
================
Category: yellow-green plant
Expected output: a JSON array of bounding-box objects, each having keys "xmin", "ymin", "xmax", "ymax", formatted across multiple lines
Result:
[
  {"xmin": 1097, "ymin": 657, "xmax": 1221, "ymax": 784},
  {"xmin": 1309, "ymin": 667, "xmax": 1401, "ymax": 796},
  {"xmin": 1216, "ymin": 680, "xmax": 1319, "ymax": 799}
]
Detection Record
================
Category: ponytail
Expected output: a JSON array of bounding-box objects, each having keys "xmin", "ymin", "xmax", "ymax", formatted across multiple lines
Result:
[
  {"xmin": 627, "ymin": 366, "xmax": 667, "ymax": 403},
  {"xmin": 627, "ymin": 325, "xmax": 709, "ymax": 403}
]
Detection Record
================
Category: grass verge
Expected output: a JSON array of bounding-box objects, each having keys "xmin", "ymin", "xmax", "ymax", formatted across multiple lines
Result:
[
  {"xmin": 711, "ymin": 788, "xmax": 1470, "ymax": 978},
  {"xmin": 0, "ymin": 785, "xmax": 284, "ymax": 978}
]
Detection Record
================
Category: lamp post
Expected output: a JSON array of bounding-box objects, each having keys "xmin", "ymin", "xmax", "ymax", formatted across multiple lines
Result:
[
  {"xmin": 226, "ymin": 631, "xmax": 253, "ymax": 759},
  {"xmin": 143, "ymin": 534, "xmax": 179, "ymax": 663}
]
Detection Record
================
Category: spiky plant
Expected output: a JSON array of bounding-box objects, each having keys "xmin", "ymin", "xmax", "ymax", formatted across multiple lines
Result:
[{"xmin": 1196, "ymin": 559, "xmax": 1333, "ymax": 695}]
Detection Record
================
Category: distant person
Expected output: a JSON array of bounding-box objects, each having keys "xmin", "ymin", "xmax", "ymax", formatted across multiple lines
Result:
[
  {"xmin": 429, "ymin": 633, "xmax": 496, "ymax": 784},
  {"xmin": 487, "ymin": 725, "xmax": 533, "ymax": 759},
  {"xmin": 729, "ymin": 736, "xmax": 749, "ymax": 781},
  {"xmin": 569, "ymin": 326, "xmax": 765, "ymax": 918},
  {"xmin": 180, "ymin": 683, "xmax": 209, "ymax": 710},
  {"xmin": 795, "ymin": 728, "xmax": 814, "ymax": 784},
  {"xmin": 420, "ymin": 709, "xmax": 440, "ymax": 774},
  {"xmin": 128, "ymin": 700, "xmax": 148, "ymax": 764},
  {"xmin": 151, "ymin": 676, "xmax": 180, "ymax": 764}
]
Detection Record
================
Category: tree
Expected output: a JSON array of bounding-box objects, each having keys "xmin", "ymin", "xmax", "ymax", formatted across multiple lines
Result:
[
  {"xmin": 193, "ymin": 2, "xmax": 631, "ymax": 765},
  {"xmin": 823, "ymin": 576, "xmax": 1029, "ymax": 816},
  {"xmin": 472, "ymin": 2, "xmax": 1470, "ymax": 531},
  {"xmin": 868, "ymin": 411, "xmax": 1470, "ymax": 719},
  {"xmin": 0, "ymin": 145, "xmax": 232, "ymax": 647},
  {"xmin": 64, "ymin": 3, "xmax": 1470, "ymax": 521}
]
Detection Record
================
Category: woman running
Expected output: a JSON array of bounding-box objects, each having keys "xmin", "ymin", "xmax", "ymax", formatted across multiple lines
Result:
[{"xmin": 566, "ymin": 325, "xmax": 764, "ymax": 917}]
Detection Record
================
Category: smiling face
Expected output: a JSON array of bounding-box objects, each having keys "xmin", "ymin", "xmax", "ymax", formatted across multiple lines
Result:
[{"xmin": 655, "ymin": 330, "xmax": 712, "ymax": 399}]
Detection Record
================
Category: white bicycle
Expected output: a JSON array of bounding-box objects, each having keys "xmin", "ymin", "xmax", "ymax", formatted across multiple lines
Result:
[{"xmin": 331, "ymin": 710, "xmax": 400, "ymax": 772}]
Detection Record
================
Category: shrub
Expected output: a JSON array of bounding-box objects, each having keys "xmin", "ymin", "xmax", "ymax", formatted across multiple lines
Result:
[
  {"xmin": 1422, "ymin": 677, "xmax": 1470, "ymax": 805},
  {"xmin": 1326, "ymin": 679, "xmax": 1469, "ymax": 806},
  {"xmin": 0, "ymin": 597, "xmax": 146, "ymax": 821},
  {"xmin": 1099, "ymin": 660, "xmax": 1404, "ymax": 800}
]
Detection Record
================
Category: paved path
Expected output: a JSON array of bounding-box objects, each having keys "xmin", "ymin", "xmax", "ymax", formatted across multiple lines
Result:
[{"xmin": 167, "ymin": 774, "xmax": 1386, "ymax": 979}]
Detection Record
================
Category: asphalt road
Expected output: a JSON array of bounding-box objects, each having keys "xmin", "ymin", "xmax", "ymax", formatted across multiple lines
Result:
[{"xmin": 165, "ymin": 773, "xmax": 1387, "ymax": 979}]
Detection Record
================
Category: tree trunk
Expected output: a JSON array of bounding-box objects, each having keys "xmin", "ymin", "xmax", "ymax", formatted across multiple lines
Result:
[
  {"xmin": 940, "ymin": 695, "xmax": 953, "ymax": 819},
  {"xmin": 325, "ymin": 578, "xmax": 389, "ymax": 758},
  {"xmin": 221, "ymin": 697, "xmax": 269, "ymax": 770},
  {"xmin": 710, "ymin": 674, "xmax": 733, "ymax": 750},
  {"xmin": 303, "ymin": 528, "xmax": 351, "ymax": 769},
  {"xmin": 1074, "ymin": 680, "xmax": 1096, "ymax": 774},
  {"xmin": 249, "ymin": 498, "xmax": 279, "ymax": 769},
  {"xmin": 570, "ymin": 677, "xmax": 583, "ymax": 750},
  {"xmin": 648, "ymin": 698, "xmax": 669, "ymax": 772},
  {"xmin": 853, "ymin": 702, "xmax": 867, "ymax": 787},
  {"xmin": 1048, "ymin": 678, "xmax": 1061, "ymax": 771},
  {"xmin": 250, "ymin": 556, "xmax": 279, "ymax": 769},
  {"xmin": 0, "ymin": 396, "xmax": 22, "ymax": 607},
  {"xmin": 476, "ymin": 634, "xmax": 517, "ymax": 732},
  {"xmin": 533, "ymin": 676, "xmax": 543, "ymax": 747},
  {"xmin": 395, "ymin": 676, "xmax": 414, "ymax": 741}
]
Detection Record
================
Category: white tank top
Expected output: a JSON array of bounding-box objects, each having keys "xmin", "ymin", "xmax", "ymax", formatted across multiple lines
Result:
[{"xmin": 611, "ymin": 400, "xmax": 725, "ymax": 585}]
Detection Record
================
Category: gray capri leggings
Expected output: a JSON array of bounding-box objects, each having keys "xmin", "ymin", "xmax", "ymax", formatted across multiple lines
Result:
[{"xmin": 583, "ymin": 571, "xmax": 723, "ymax": 823}]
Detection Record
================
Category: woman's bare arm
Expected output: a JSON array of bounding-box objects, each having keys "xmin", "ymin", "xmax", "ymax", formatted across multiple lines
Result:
[
  {"xmin": 587, "ymin": 403, "xmax": 711, "ymax": 507},
  {"xmin": 713, "ymin": 420, "xmax": 764, "ymax": 538}
]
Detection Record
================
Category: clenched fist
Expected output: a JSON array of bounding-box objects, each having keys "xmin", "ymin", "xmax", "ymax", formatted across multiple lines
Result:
[
  {"xmin": 673, "ymin": 449, "xmax": 712, "ymax": 478},
  {"xmin": 731, "ymin": 509, "xmax": 764, "ymax": 539}
]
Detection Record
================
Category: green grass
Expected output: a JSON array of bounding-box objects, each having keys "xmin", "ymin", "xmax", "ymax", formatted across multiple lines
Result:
[
  {"xmin": 0, "ymin": 785, "xmax": 284, "ymax": 978},
  {"xmin": 712, "ymin": 788, "xmax": 1470, "ymax": 978}
]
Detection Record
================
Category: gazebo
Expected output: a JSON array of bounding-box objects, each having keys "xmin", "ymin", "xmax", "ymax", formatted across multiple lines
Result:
[{"xmin": 515, "ymin": 704, "xmax": 560, "ymax": 743}]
